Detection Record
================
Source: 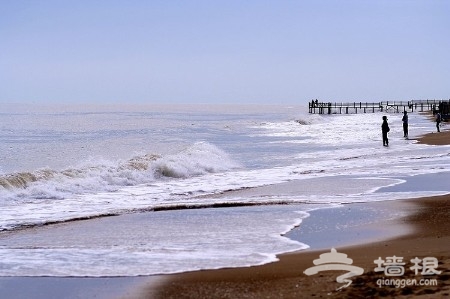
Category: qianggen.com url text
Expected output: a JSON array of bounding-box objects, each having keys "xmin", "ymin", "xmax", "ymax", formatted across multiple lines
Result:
[{"xmin": 377, "ymin": 278, "xmax": 438, "ymax": 288}]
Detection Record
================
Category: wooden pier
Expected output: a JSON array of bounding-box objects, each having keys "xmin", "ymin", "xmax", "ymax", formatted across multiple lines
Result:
[{"xmin": 309, "ymin": 99, "xmax": 450, "ymax": 115}]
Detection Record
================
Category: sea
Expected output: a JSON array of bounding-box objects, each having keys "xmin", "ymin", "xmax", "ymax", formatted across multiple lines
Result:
[{"xmin": 0, "ymin": 103, "xmax": 449, "ymax": 277}]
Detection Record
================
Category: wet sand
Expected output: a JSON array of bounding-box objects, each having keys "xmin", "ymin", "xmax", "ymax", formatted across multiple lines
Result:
[{"xmin": 416, "ymin": 129, "xmax": 450, "ymax": 145}]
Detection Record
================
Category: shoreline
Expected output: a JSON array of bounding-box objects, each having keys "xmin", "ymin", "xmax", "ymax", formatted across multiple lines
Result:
[
  {"xmin": 152, "ymin": 195, "xmax": 450, "ymax": 298},
  {"xmin": 152, "ymin": 128, "xmax": 450, "ymax": 298}
]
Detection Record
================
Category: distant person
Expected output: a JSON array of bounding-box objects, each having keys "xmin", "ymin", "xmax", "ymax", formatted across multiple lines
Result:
[
  {"xmin": 436, "ymin": 112, "xmax": 441, "ymax": 132},
  {"xmin": 381, "ymin": 116, "xmax": 390, "ymax": 146},
  {"xmin": 402, "ymin": 111, "xmax": 408, "ymax": 138}
]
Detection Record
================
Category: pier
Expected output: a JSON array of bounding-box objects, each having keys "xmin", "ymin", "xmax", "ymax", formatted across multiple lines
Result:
[{"xmin": 309, "ymin": 99, "xmax": 450, "ymax": 115}]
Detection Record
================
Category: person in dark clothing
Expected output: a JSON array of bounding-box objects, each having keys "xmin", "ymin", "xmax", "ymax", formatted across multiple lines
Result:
[
  {"xmin": 381, "ymin": 116, "xmax": 390, "ymax": 146},
  {"xmin": 402, "ymin": 111, "xmax": 408, "ymax": 138},
  {"xmin": 436, "ymin": 112, "xmax": 441, "ymax": 132}
]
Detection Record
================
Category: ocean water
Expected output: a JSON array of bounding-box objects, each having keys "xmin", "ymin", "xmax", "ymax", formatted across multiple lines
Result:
[{"xmin": 0, "ymin": 103, "xmax": 449, "ymax": 276}]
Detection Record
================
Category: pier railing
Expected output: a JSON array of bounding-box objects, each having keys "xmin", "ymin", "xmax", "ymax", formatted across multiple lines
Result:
[{"xmin": 309, "ymin": 99, "xmax": 450, "ymax": 114}]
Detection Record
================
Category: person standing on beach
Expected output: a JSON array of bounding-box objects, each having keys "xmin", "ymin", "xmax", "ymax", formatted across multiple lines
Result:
[
  {"xmin": 402, "ymin": 111, "xmax": 408, "ymax": 138},
  {"xmin": 436, "ymin": 112, "xmax": 441, "ymax": 132},
  {"xmin": 381, "ymin": 116, "xmax": 390, "ymax": 146}
]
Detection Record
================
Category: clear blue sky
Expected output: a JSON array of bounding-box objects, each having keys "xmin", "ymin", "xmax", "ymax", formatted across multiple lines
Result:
[{"xmin": 1, "ymin": 0, "xmax": 449, "ymax": 104}]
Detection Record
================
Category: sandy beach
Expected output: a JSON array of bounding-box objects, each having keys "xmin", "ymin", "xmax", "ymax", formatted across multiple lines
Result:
[
  {"xmin": 152, "ymin": 130, "xmax": 450, "ymax": 299},
  {"xmin": 416, "ymin": 130, "xmax": 450, "ymax": 145}
]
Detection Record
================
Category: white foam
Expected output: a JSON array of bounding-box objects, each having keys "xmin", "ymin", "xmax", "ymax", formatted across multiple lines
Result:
[
  {"xmin": 1, "ymin": 138, "xmax": 449, "ymax": 231},
  {"xmin": 0, "ymin": 142, "xmax": 240, "ymax": 203},
  {"xmin": 153, "ymin": 141, "xmax": 240, "ymax": 178},
  {"xmin": 0, "ymin": 206, "xmax": 309, "ymax": 277}
]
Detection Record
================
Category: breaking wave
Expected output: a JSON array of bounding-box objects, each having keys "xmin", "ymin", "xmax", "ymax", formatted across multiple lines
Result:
[
  {"xmin": 0, "ymin": 142, "xmax": 239, "ymax": 201},
  {"xmin": 153, "ymin": 142, "xmax": 239, "ymax": 178}
]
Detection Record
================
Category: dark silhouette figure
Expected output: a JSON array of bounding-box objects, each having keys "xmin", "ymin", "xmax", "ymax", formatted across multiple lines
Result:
[
  {"xmin": 402, "ymin": 111, "xmax": 408, "ymax": 138},
  {"xmin": 381, "ymin": 116, "xmax": 390, "ymax": 146},
  {"xmin": 436, "ymin": 112, "xmax": 441, "ymax": 132}
]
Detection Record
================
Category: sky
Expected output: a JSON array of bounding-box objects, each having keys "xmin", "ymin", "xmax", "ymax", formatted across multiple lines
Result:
[{"xmin": 1, "ymin": 0, "xmax": 449, "ymax": 105}]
